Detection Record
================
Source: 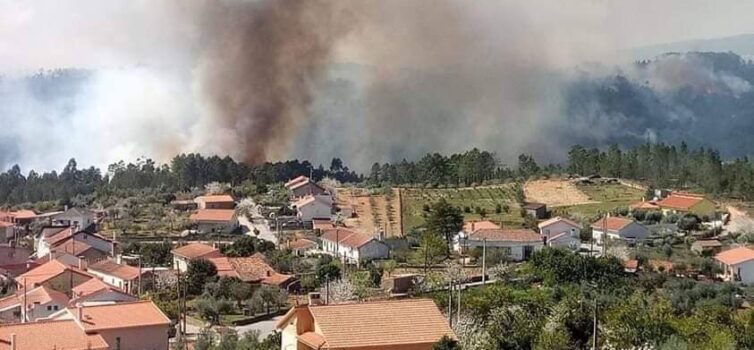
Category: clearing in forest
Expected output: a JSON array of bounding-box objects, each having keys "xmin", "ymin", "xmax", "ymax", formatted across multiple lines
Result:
[{"xmin": 524, "ymin": 180, "xmax": 595, "ymax": 207}]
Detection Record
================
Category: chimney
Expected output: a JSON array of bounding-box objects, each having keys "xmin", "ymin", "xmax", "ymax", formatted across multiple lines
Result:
[
  {"xmin": 471, "ymin": 221, "xmax": 475, "ymax": 232},
  {"xmin": 77, "ymin": 256, "xmax": 87, "ymax": 270},
  {"xmin": 308, "ymin": 292, "xmax": 322, "ymax": 305},
  {"xmin": 77, "ymin": 306, "xmax": 83, "ymax": 321},
  {"xmin": 115, "ymin": 254, "xmax": 122, "ymax": 265},
  {"xmin": 266, "ymin": 270, "xmax": 271, "ymax": 277},
  {"xmin": 10, "ymin": 333, "xmax": 15, "ymax": 350},
  {"xmin": 64, "ymin": 205, "xmax": 68, "ymax": 212}
]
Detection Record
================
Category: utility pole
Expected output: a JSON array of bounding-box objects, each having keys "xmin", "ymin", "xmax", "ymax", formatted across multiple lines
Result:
[
  {"xmin": 325, "ymin": 274, "xmax": 330, "ymax": 305},
  {"xmin": 22, "ymin": 278, "xmax": 26, "ymax": 323},
  {"xmin": 447, "ymin": 279, "xmax": 453, "ymax": 327},
  {"xmin": 481, "ymin": 238, "xmax": 487, "ymax": 285},
  {"xmin": 592, "ymin": 298, "xmax": 599, "ymax": 350},
  {"xmin": 456, "ymin": 284, "xmax": 462, "ymax": 326},
  {"xmin": 137, "ymin": 255, "xmax": 142, "ymax": 296},
  {"xmin": 602, "ymin": 213, "xmax": 608, "ymax": 256}
]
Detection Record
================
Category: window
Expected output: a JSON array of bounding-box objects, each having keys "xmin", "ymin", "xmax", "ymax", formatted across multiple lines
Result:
[
  {"xmin": 53, "ymin": 305, "xmax": 59, "ymax": 311},
  {"xmin": 47, "ymin": 305, "xmax": 52, "ymax": 311}
]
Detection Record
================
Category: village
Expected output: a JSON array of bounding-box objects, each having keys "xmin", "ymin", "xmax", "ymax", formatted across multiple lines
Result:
[{"xmin": 0, "ymin": 168, "xmax": 751, "ymax": 349}]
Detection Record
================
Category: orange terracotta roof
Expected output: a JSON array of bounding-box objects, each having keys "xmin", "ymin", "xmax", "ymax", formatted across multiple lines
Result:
[
  {"xmin": 656, "ymin": 195, "xmax": 705, "ymax": 211},
  {"xmin": 0, "ymin": 320, "xmax": 108, "ymax": 350},
  {"xmin": 227, "ymin": 254, "xmax": 277, "ymax": 282},
  {"xmin": 208, "ymin": 257, "xmax": 241, "ymax": 279},
  {"xmin": 307, "ymin": 299, "xmax": 455, "ymax": 348},
  {"xmin": 285, "ymin": 176, "xmax": 309, "ymax": 188},
  {"xmin": 591, "ymin": 217, "xmax": 634, "ymax": 231},
  {"xmin": 468, "ymin": 228, "xmax": 542, "ymax": 242},
  {"xmin": 0, "ymin": 285, "xmax": 71, "ymax": 312},
  {"xmin": 715, "ymin": 247, "xmax": 754, "ymax": 265},
  {"xmin": 290, "ymin": 179, "xmax": 320, "ymax": 191},
  {"xmin": 289, "ymin": 239, "xmax": 317, "ymax": 250},
  {"xmin": 0, "ymin": 222, "xmax": 12, "ymax": 228},
  {"xmin": 171, "ymin": 243, "xmax": 223, "ymax": 259},
  {"xmin": 312, "ymin": 220, "xmax": 335, "ymax": 230},
  {"xmin": 72, "ymin": 278, "xmax": 123, "ymax": 298},
  {"xmin": 16, "ymin": 260, "xmax": 91, "ymax": 288},
  {"xmin": 295, "ymin": 195, "xmax": 330, "ymax": 207},
  {"xmin": 262, "ymin": 272, "xmax": 294, "ymax": 286},
  {"xmin": 538, "ymin": 217, "xmax": 581, "ymax": 230},
  {"xmin": 53, "ymin": 239, "xmax": 96, "ymax": 256},
  {"xmin": 74, "ymin": 300, "xmax": 170, "ymax": 331},
  {"xmin": 195, "ymin": 194, "xmax": 234, "ymax": 203},
  {"xmin": 87, "ymin": 259, "xmax": 142, "ymax": 281},
  {"xmin": 45, "ymin": 227, "xmax": 76, "ymax": 246},
  {"xmin": 463, "ymin": 220, "xmax": 501, "ymax": 232},
  {"xmin": 623, "ymin": 259, "xmax": 639, "ymax": 270},
  {"xmin": 190, "ymin": 209, "xmax": 236, "ymax": 222},
  {"xmin": 11, "ymin": 210, "xmax": 36, "ymax": 219},
  {"xmin": 320, "ymin": 229, "xmax": 375, "ymax": 248}
]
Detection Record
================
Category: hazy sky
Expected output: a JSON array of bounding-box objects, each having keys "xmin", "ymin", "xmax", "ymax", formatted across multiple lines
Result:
[
  {"xmin": 2, "ymin": 0, "xmax": 754, "ymax": 71},
  {"xmin": 2, "ymin": 0, "xmax": 754, "ymax": 172}
]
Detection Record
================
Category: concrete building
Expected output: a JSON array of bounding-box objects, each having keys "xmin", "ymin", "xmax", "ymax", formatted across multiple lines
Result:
[
  {"xmin": 52, "ymin": 208, "xmax": 96, "ymax": 232},
  {"xmin": 70, "ymin": 278, "xmax": 138, "ymax": 306},
  {"xmin": 591, "ymin": 217, "xmax": 649, "ymax": 244},
  {"xmin": 194, "ymin": 194, "xmax": 235, "ymax": 210},
  {"xmin": 171, "ymin": 242, "xmax": 224, "ymax": 272},
  {"xmin": 320, "ymin": 228, "xmax": 389, "ymax": 264},
  {"xmin": 86, "ymin": 258, "xmax": 150, "ymax": 295},
  {"xmin": 285, "ymin": 176, "xmax": 327, "ymax": 199},
  {"xmin": 538, "ymin": 217, "xmax": 581, "ymax": 251},
  {"xmin": 715, "ymin": 247, "xmax": 754, "ymax": 284},
  {"xmin": 295, "ymin": 195, "xmax": 332, "ymax": 222},
  {"xmin": 189, "ymin": 209, "xmax": 239, "ymax": 234},
  {"xmin": 0, "ymin": 286, "xmax": 68, "ymax": 322},
  {"xmin": 457, "ymin": 228, "xmax": 543, "ymax": 261},
  {"xmin": 15, "ymin": 259, "xmax": 93, "ymax": 294},
  {"xmin": 656, "ymin": 193, "xmax": 717, "ymax": 217},
  {"xmin": 522, "ymin": 202, "xmax": 547, "ymax": 219}
]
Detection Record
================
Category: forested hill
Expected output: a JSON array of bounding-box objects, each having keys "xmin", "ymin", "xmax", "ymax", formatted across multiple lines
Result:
[
  {"xmin": 3, "ymin": 142, "xmax": 754, "ymax": 208},
  {"xmin": 562, "ymin": 52, "xmax": 754, "ymax": 157}
]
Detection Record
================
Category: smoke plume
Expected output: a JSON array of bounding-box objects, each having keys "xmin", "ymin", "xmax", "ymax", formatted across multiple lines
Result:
[{"xmin": 3, "ymin": 1, "xmax": 754, "ymax": 172}]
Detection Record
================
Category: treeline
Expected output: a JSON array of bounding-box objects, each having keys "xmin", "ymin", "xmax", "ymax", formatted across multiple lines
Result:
[
  {"xmin": 565, "ymin": 143, "xmax": 754, "ymax": 199},
  {"xmin": 0, "ymin": 155, "xmax": 359, "ymax": 206}
]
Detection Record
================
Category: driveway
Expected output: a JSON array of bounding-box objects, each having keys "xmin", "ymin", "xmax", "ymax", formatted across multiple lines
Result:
[
  {"xmin": 235, "ymin": 316, "xmax": 283, "ymax": 339},
  {"xmin": 238, "ymin": 198, "xmax": 279, "ymax": 245}
]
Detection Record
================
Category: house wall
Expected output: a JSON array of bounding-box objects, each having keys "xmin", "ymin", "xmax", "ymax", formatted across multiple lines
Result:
[
  {"xmin": 0, "ymin": 227, "xmax": 13, "ymax": 243},
  {"xmin": 195, "ymin": 218, "xmax": 239, "ymax": 234},
  {"xmin": 26, "ymin": 300, "xmax": 63, "ymax": 321},
  {"xmin": 727, "ymin": 260, "xmax": 754, "ymax": 284},
  {"xmin": 540, "ymin": 222, "xmax": 580, "ymax": 239},
  {"xmin": 280, "ymin": 319, "xmax": 299, "ymax": 350},
  {"xmin": 77, "ymin": 291, "xmax": 138, "ymax": 305},
  {"xmin": 0, "ymin": 305, "xmax": 19, "ymax": 322},
  {"xmin": 97, "ymin": 324, "xmax": 169, "ymax": 350},
  {"xmin": 173, "ymin": 256, "xmax": 189, "ymax": 272},
  {"xmin": 292, "ymin": 183, "xmax": 326, "ymax": 198},
  {"xmin": 53, "ymin": 213, "xmax": 93, "ymax": 232},
  {"xmin": 199, "ymin": 201, "xmax": 235, "ymax": 210},
  {"xmin": 466, "ymin": 240, "xmax": 543, "ymax": 261},
  {"xmin": 526, "ymin": 207, "xmax": 547, "ymax": 219},
  {"xmin": 548, "ymin": 235, "xmax": 580, "ymax": 251},
  {"xmin": 88, "ymin": 270, "xmax": 130, "ymax": 291},
  {"xmin": 358, "ymin": 240, "xmax": 390, "ymax": 261},
  {"xmin": 297, "ymin": 202, "xmax": 331, "ymax": 222}
]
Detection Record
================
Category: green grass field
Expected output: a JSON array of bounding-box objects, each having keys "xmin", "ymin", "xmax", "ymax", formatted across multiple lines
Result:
[
  {"xmin": 401, "ymin": 185, "xmax": 523, "ymax": 232},
  {"xmin": 554, "ymin": 183, "xmax": 644, "ymax": 219}
]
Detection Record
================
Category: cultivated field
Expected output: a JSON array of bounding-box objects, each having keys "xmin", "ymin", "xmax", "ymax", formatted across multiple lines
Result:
[
  {"xmin": 553, "ymin": 182, "xmax": 645, "ymax": 219},
  {"xmin": 335, "ymin": 187, "xmax": 403, "ymax": 237},
  {"xmin": 524, "ymin": 180, "xmax": 596, "ymax": 207},
  {"xmin": 401, "ymin": 185, "xmax": 522, "ymax": 233}
]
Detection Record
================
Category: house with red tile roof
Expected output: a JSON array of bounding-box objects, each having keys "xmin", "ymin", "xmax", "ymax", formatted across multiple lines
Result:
[
  {"xmin": 0, "ymin": 319, "xmax": 109, "ymax": 350},
  {"xmin": 0, "ymin": 285, "xmax": 69, "ymax": 322},
  {"xmin": 591, "ymin": 216, "xmax": 649, "ymax": 244},
  {"xmin": 276, "ymin": 298, "xmax": 455, "ymax": 350},
  {"xmin": 194, "ymin": 194, "xmax": 236, "ymax": 210},
  {"xmin": 225, "ymin": 253, "xmax": 296, "ymax": 287},
  {"xmin": 538, "ymin": 217, "xmax": 582, "ymax": 251},
  {"xmin": 15, "ymin": 259, "xmax": 93, "ymax": 295},
  {"xmin": 320, "ymin": 228, "xmax": 389, "ymax": 264},
  {"xmin": 456, "ymin": 227, "xmax": 543, "ymax": 261},
  {"xmin": 49, "ymin": 300, "xmax": 170, "ymax": 350},
  {"xmin": 287, "ymin": 238, "xmax": 317, "ymax": 256},
  {"xmin": 35, "ymin": 227, "xmax": 114, "ymax": 262},
  {"xmin": 86, "ymin": 258, "xmax": 150, "ymax": 295},
  {"xmin": 0, "ymin": 244, "xmax": 33, "ymax": 277},
  {"xmin": 70, "ymin": 278, "xmax": 137, "ymax": 306},
  {"xmin": 287, "ymin": 177, "xmax": 327, "ymax": 199},
  {"xmin": 295, "ymin": 195, "xmax": 333, "ymax": 222},
  {"xmin": 656, "ymin": 194, "xmax": 717, "ymax": 217},
  {"xmin": 715, "ymin": 246, "xmax": 754, "ymax": 283},
  {"xmin": 189, "ymin": 209, "xmax": 239, "ymax": 234},
  {"xmin": 171, "ymin": 242, "xmax": 224, "ymax": 272}
]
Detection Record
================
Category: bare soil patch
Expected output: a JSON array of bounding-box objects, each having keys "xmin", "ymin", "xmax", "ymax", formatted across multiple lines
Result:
[{"xmin": 524, "ymin": 180, "xmax": 596, "ymax": 207}]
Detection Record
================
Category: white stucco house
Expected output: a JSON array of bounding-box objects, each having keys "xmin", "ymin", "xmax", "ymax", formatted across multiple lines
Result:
[
  {"xmin": 538, "ymin": 217, "xmax": 581, "ymax": 251},
  {"xmin": 295, "ymin": 195, "xmax": 333, "ymax": 222},
  {"xmin": 52, "ymin": 208, "xmax": 96, "ymax": 232},
  {"xmin": 591, "ymin": 217, "xmax": 649, "ymax": 244},
  {"xmin": 171, "ymin": 243, "xmax": 224, "ymax": 272},
  {"xmin": 715, "ymin": 247, "xmax": 754, "ymax": 284},
  {"xmin": 0, "ymin": 286, "xmax": 69, "ymax": 322},
  {"xmin": 456, "ymin": 228, "xmax": 543, "ymax": 261},
  {"xmin": 320, "ymin": 228, "xmax": 389, "ymax": 264}
]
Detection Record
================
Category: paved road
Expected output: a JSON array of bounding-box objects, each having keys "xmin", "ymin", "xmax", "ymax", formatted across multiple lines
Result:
[
  {"xmin": 238, "ymin": 200, "xmax": 278, "ymax": 245},
  {"xmin": 235, "ymin": 316, "xmax": 283, "ymax": 339}
]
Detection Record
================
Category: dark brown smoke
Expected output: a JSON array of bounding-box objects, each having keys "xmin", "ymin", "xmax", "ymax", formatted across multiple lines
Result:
[{"xmin": 195, "ymin": 0, "xmax": 355, "ymax": 164}]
